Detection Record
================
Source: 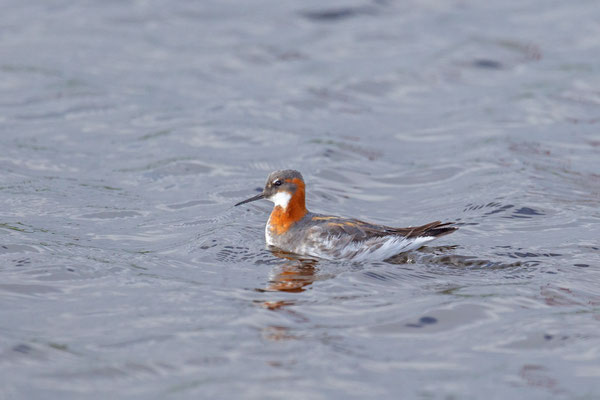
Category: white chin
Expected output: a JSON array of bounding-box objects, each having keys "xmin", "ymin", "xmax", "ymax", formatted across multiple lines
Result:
[{"xmin": 269, "ymin": 192, "xmax": 291, "ymax": 209}]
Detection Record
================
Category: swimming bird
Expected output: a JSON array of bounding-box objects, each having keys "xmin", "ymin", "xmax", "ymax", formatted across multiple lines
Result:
[{"xmin": 235, "ymin": 170, "xmax": 456, "ymax": 261}]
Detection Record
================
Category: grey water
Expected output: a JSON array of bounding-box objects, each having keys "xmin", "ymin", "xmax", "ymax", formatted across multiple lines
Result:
[{"xmin": 1, "ymin": 0, "xmax": 600, "ymax": 399}]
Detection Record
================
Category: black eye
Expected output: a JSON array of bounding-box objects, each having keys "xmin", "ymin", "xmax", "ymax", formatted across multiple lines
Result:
[{"xmin": 274, "ymin": 180, "xmax": 282, "ymax": 187}]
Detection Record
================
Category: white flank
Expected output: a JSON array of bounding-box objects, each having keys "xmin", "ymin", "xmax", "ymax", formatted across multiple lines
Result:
[
  {"xmin": 302, "ymin": 233, "xmax": 437, "ymax": 261},
  {"xmin": 341, "ymin": 236, "xmax": 434, "ymax": 261},
  {"xmin": 265, "ymin": 221, "xmax": 275, "ymax": 246}
]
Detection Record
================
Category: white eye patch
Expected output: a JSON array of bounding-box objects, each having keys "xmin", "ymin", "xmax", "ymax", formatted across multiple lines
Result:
[{"xmin": 269, "ymin": 192, "xmax": 291, "ymax": 209}]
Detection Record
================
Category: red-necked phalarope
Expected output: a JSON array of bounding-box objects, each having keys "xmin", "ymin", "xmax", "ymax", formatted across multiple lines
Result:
[{"xmin": 235, "ymin": 170, "xmax": 457, "ymax": 261}]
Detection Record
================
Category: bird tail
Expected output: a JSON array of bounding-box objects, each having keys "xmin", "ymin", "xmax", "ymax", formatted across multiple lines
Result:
[{"xmin": 405, "ymin": 221, "xmax": 457, "ymax": 238}]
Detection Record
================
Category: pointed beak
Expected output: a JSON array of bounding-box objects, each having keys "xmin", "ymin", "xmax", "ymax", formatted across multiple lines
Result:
[{"xmin": 234, "ymin": 192, "xmax": 265, "ymax": 206}]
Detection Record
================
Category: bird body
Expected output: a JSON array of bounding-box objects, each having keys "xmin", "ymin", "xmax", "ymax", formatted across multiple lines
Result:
[{"xmin": 235, "ymin": 170, "xmax": 456, "ymax": 261}]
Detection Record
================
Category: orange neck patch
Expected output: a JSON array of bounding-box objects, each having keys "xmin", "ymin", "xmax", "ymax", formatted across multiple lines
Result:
[{"xmin": 268, "ymin": 178, "xmax": 307, "ymax": 235}]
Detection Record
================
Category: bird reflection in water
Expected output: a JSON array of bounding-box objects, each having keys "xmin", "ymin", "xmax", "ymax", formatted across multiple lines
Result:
[{"xmin": 260, "ymin": 248, "xmax": 319, "ymax": 311}]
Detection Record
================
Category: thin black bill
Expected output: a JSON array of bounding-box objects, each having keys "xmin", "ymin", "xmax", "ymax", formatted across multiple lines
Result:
[{"xmin": 234, "ymin": 192, "xmax": 265, "ymax": 206}]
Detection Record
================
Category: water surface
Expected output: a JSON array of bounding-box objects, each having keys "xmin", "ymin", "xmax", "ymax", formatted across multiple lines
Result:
[{"xmin": 1, "ymin": 0, "xmax": 600, "ymax": 399}]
